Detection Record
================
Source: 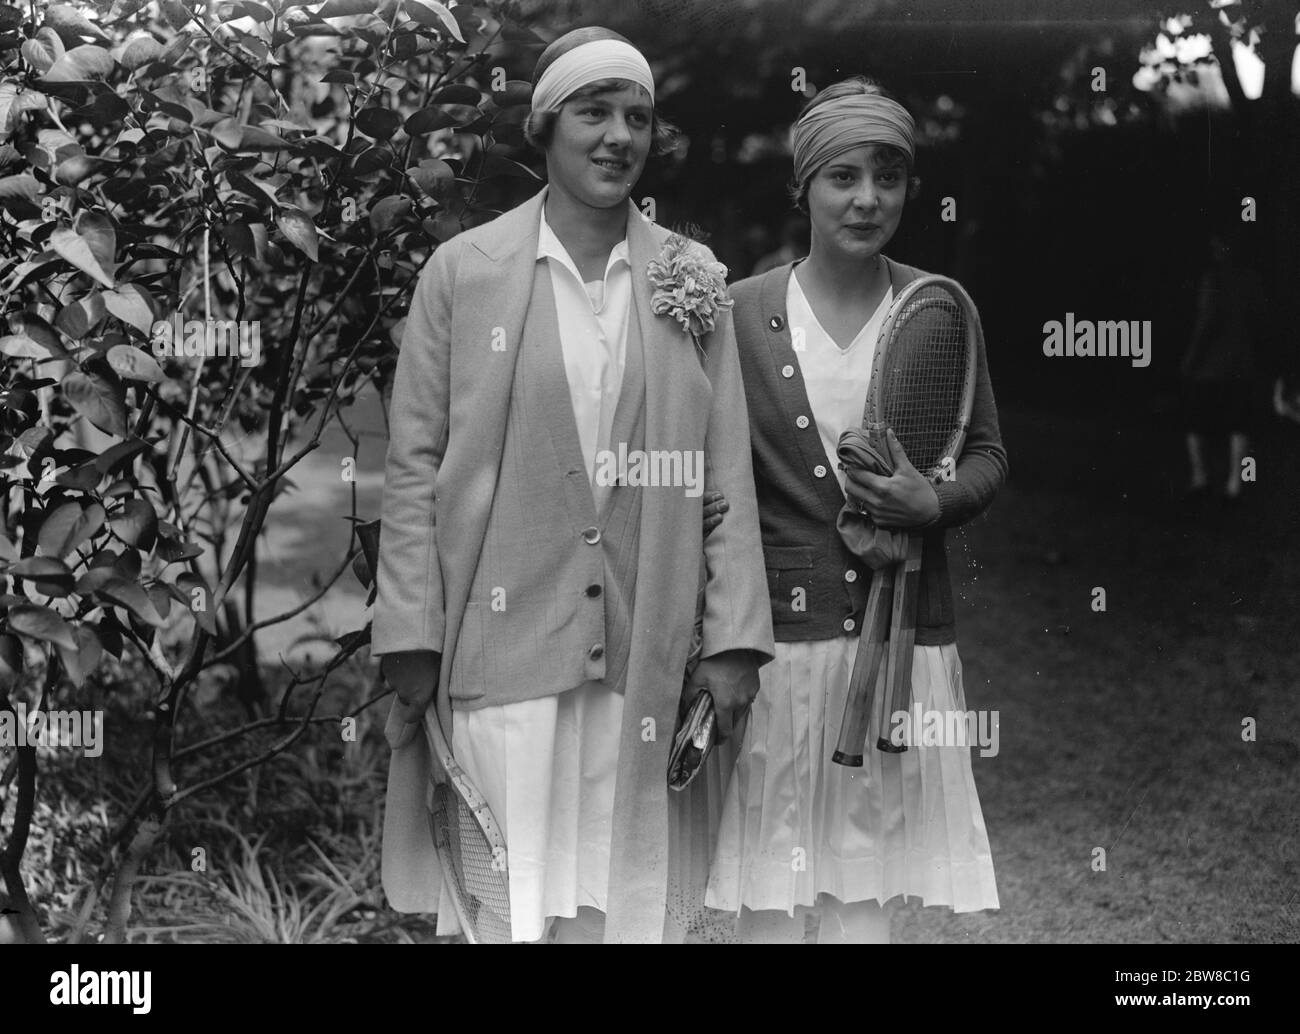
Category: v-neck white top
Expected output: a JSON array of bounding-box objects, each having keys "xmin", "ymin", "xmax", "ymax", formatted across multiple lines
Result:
[{"xmin": 786, "ymin": 266, "xmax": 892, "ymax": 492}]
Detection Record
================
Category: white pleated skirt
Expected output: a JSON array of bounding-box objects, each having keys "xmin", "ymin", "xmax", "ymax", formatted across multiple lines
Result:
[
  {"xmin": 706, "ymin": 638, "xmax": 999, "ymax": 916},
  {"xmin": 441, "ymin": 682, "xmax": 624, "ymax": 943}
]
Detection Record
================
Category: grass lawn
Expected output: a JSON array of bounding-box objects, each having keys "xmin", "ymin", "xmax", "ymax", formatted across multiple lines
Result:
[{"xmin": 890, "ymin": 406, "xmax": 1300, "ymax": 943}]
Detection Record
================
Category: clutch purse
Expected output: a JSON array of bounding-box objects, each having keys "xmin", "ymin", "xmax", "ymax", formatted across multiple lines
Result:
[{"xmin": 668, "ymin": 690, "xmax": 715, "ymax": 792}]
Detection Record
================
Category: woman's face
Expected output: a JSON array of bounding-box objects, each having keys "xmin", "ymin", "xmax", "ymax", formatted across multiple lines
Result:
[
  {"xmin": 806, "ymin": 144, "xmax": 907, "ymax": 264},
  {"xmin": 546, "ymin": 82, "xmax": 652, "ymax": 211}
]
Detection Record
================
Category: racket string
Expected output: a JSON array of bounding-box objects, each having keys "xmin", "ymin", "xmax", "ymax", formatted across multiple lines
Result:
[
  {"xmin": 432, "ymin": 782, "xmax": 513, "ymax": 943},
  {"xmin": 879, "ymin": 286, "xmax": 972, "ymax": 474}
]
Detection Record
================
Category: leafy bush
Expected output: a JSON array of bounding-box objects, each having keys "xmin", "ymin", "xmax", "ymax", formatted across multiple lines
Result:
[{"xmin": 1, "ymin": 0, "xmax": 543, "ymax": 943}]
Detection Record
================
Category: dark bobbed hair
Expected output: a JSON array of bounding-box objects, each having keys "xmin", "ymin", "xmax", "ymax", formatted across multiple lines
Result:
[
  {"xmin": 523, "ymin": 26, "xmax": 680, "ymax": 156},
  {"xmin": 788, "ymin": 76, "xmax": 922, "ymax": 212}
]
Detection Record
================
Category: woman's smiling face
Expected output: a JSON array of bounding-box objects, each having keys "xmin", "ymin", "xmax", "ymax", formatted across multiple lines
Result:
[
  {"xmin": 806, "ymin": 144, "xmax": 908, "ymax": 262},
  {"xmin": 546, "ymin": 81, "xmax": 653, "ymax": 210}
]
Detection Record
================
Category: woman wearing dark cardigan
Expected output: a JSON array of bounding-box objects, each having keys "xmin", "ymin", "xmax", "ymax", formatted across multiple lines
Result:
[{"xmin": 705, "ymin": 77, "xmax": 1008, "ymax": 943}]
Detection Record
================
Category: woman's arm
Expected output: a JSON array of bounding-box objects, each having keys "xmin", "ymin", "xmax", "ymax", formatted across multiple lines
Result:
[
  {"xmin": 926, "ymin": 329, "xmax": 1008, "ymax": 529},
  {"xmin": 846, "ymin": 332, "xmax": 1008, "ymax": 530},
  {"xmin": 372, "ymin": 241, "xmax": 457, "ymax": 658}
]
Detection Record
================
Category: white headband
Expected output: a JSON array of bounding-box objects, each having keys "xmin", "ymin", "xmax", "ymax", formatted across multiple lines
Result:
[{"xmin": 531, "ymin": 39, "xmax": 655, "ymax": 113}]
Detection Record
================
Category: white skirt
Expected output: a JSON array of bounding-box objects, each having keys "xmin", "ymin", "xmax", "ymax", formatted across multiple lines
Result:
[
  {"xmin": 706, "ymin": 638, "xmax": 999, "ymax": 915},
  {"xmin": 442, "ymin": 682, "xmax": 624, "ymax": 943}
]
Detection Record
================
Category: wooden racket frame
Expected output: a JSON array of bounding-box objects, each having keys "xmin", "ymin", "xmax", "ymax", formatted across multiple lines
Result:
[
  {"xmin": 423, "ymin": 705, "xmax": 511, "ymax": 943},
  {"xmin": 832, "ymin": 275, "xmax": 982, "ymax": 766}
]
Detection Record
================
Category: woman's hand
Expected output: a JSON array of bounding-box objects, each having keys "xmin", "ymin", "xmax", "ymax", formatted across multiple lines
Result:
[
  {"xmin": 703, "ymin": 489, "xmax": 728, "ymax": 538},
  {"xmin": 844, "ymin": 428, "xmax": 940, "ymax": 529},
  {"xmin": 682, "ymin": 649, "xmax": 760, "ymax": 743},
  {"xmin": 381, "ymin": 650, "xmax": 441, "ymax": 749}
]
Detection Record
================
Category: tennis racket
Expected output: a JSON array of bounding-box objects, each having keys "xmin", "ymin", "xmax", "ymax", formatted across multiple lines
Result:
[
  {"xmin": 423, "ymin": 705, "xmax": 512, "ymax": 943},
  {"xmin": 832, "ymin": 275, "xmax": 982, "ymax": 766}
]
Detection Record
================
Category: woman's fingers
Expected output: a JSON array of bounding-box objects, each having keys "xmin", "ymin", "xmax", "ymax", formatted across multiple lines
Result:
[{"xmin": 702, "ymin": 490, "xmax": 729, "ymax": 538}]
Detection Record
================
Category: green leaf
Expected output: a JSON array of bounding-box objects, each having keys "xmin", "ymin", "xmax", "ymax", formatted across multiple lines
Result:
[
  {"xmin": 110, "ymin": 498, "xmax": 157, "ymax": 549},
  {"xmin": 0, "ymin": 633, "xmax": 21, "ymax": 686},
  {"xmin": 54, "ymin": 291, "xmax": 107, "ymax": 339},
  {"xmin": 44, "ymin": 4, "xmax": 113, "ymax": 44},
  {"xmin": 156, "ymin": 534, "xmax": 202, "ymax": 563},
  {"xmin": 320, "ymin": 69, "xmax": 354, "ymax": 86},
  {"xmin": 159, "ymin": 0, "xmax": 193, "ymax": 30},
  {"xmin": 103, "ymin": 284, "xmax": 155, "ymax": 335},
  {"xmin": 7, "ymin": 556, "xmax": 74, "ymax": 582},
  {"xmin": 55, "ymin": 623, "xmax": 102, "ymax": 687},
  {"xmin": 42, "ymin": 43, "xmax": 115, "ymax": 83},
  {"xmin": 51, "ymin": 227, "xmax": 115, "ymax": 287},
  {"xmin": 53, "ymin": 155, "xmax": 104, "ymax": 187},
  {"xmin": 175, "ymin": 572, "xmax": 216, "ymax": 634},
  {"xmin": 39, "ymin": 501, "xmax": 106, "ymax": 558},
  {"xmin": 95, "ymin": 438, "xmax": 151, "ymax": 476},
  {"xmin": 406, "ymin": 157, "xmax": 453, "ymax": 199},
  {"xmin": 319, "ymin": 0, "xmax": 378, "ymax": 16},
  {"xmin": 96, "ymin": 575, "xmax": 165, "ymax": 627},
  {"xmin": 0, "ymin": 173, "xmax": 40, "ymax": 201},
  {"xmin": 430, "ymin": 84, "xmax": 482, "ymax": 106},
  {"xmin": 404, "ymin": 0, "xmax": 464, "ymax": 42},
  {"xmin": 370, "ymin": 195, "xmax": 413, "ymax": 235},
  {"xmin": 120, "ymin": 36, "xmax": 163, "ymax": 71},
  {"xmin": 107, "ymin": 344, "xmax": 165, "ymax": 383},
  {"xmin": 63, "ymin": 368, "xmax": 127, "ymax": 436},
  {"xmin": 276, "ymin": 205, "xmax": 319, "ymax": 261},
  {"xmin": 356, "ymin": 106, "xmax": 402, "ymax": 141},
  {"xmin": 0, "ymin": 334, "xmax": 55, "ymax": 359},
  {"xmin": 404, "ymin": 103, "xmax": 480, "ymax": 135},
  {"xmin": 76, "ymin": 211, "xmax": 117, "ymax": 272},
  {"xmin": 6, "ymin": 603, "xmax": 79, "ymax": 652},
  {"xmin": 491, "ymin": 80, "xmax": 533, "ymax": 107},
  {"xmin": 22, "ymin": 28, "xmax": 65, "ymax": 74},
  {"xmin": 479, "ymin": 152, "xmax": 542, "ymax": 180},
  {"xmin": 74, "ymin": 566, "xmax": 116, "ymax": 596}
]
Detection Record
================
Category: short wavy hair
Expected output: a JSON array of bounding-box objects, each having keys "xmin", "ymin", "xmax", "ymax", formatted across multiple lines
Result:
[
  {"xmin": 523, "ymin": 26, "xmax": 680, "ymax": 156},
  {"xmin": 788, "ymin": 76, "xmax": 922, "ymax": 213}
]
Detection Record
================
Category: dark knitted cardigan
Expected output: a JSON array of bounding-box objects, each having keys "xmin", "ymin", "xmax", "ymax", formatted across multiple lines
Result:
[{"xmin": 729, "ymin": 258, "xmax": 1008, "ymax": 645}]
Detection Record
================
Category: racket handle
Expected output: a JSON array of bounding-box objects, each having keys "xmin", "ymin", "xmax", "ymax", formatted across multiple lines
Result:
[
  {"xmin": 877, "ymin": 535, "xmax": 924, "ymax": 753},
  {"xmin": 833, "ymin": 567, "xmax": 894, "ymax": 767}
]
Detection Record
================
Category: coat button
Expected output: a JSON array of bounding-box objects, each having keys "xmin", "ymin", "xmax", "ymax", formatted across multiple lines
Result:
[
  {"xmin": 781, "ymin": 364, "xmax": 794, "ymax": 378},
  {"xmin": 842, "ymin": 617, "xmax": 856, "ymax": 632},
  {"xmin": 589, "ymin": 643, "xmax": 605, "ymax": 660},
  {"xmin": 813, "ymin": 464, "xmax": 827, "ymax": 478},
  {"xmin": 586, "ymin": 584, "xmax": 602, "ymax": 598},
  {"xmin": 769, "ymin": 315, "xmax": 784, "ymax": 331},
  {"xmin": 582, "ymin": 526, "xmax": 601, "ymax": 544},
  {"xmin": 844, "ymin": 569, "xmax": 858, "ymax": 583},
  {"xmin": 796, "ymin": 415, "xmax": 810, "ymax": 429}
]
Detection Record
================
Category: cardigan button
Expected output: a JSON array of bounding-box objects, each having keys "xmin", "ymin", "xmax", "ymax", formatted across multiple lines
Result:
[
  {"xmin": 769, "ymin": 315, "xmax": 784, "ymax": 331},
  {"xmin": 581, "ymin": 526, "xmax": 601, "ymax": 545},
  {"xmin": 844, "ymin": 569, "xmax": 858, "ymax": 583},
  {"xmin": 586, "ymin": 584, "xmax": 602, "ymax": 598},
  {"xmin": 842, "ymin": 617, "xmax": 856, "ymax": 632},
  {"xmin": 813, "ymin": 464, "xmax": 827, "ymax": 479},
  {"xmin": 589, "ymin": 643, "xmax": 605, "ymax": 660},
  {"xmin": 781, "ymin": 364, "xmax": 795, "ymax": 379},
  {"xmin": 796, "ymin": 415, "xmax": 810, "ymax": 429}
]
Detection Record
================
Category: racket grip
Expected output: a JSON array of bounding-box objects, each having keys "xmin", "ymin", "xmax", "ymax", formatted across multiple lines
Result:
[
  {"xmin": 876, "ymin": 536, "xmax": 923, "ymax": 753},
  {"xmin": 832, "ymin": 569, "xmax": 893, "ymax": 767}
]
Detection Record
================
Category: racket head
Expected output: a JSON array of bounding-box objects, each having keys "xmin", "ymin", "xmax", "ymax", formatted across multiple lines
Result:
[
  {"xmin": 865, "ymin": 275, "xmax": 982, "ymax": 478},
  {"xmin": 423, "ymin": 709, "xmax": 512, "ymax": 944}
]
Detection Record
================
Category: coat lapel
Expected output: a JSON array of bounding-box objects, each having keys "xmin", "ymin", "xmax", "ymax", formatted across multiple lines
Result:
[{"xmin": 605, "ymin": 207, "xmax": 712, "ymax": 942}]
